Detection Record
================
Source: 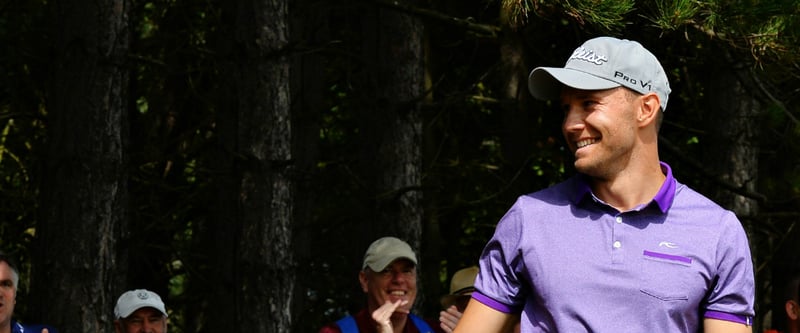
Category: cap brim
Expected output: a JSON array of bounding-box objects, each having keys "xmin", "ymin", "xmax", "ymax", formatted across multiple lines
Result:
[
  {"xmin": 528, "ymin": 67, "xmax": 621, "ymax": 101},
  {"xmin": 117, "ymin": 305, "xmax": 168, "ymax": 319},
  {"xmin": 366, "ymin": 255, "xmax": 416, "ymax": 272}
]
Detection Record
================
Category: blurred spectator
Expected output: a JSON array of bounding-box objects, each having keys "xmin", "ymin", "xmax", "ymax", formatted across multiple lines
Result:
[
  {"xmin": 114, "ymin": 289, "xmax": 168, "ymax": 333},
  {"xmin": 319, "ymin": 237, "xmax": 444, "ymax": 333},
  {"xmin": 0, "ymin": 251, "xmax": 58, "ymax": 333}
]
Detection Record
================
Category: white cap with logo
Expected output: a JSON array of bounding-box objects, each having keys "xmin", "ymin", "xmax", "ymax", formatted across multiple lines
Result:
[
  {"xmin": 528, "ymin": 36, "xmax": 671, "ymax": 111},
  {"xmin": 114, "ymin": 289, "xmax": 168, "ymax": 319}
]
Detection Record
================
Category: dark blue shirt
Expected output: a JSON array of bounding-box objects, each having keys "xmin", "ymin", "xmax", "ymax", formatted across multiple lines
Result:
[{"xmin": 12, "ymin": 319, "xmax": 58, "ymax": 333}]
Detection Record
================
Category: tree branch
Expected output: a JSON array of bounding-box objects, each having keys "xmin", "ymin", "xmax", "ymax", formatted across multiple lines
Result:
[{"xmin": 367, "ymin": 0, "xmax": 502, "ymax": 38}]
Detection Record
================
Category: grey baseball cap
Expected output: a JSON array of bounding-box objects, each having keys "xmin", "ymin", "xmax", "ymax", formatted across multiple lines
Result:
[
  {"xmin": 362, "ymin": 237, "xmax": 417, "ymax": 272},
  {"xmin": 528, "ymin": 36, "xmax": 671, "ymax": 111}
]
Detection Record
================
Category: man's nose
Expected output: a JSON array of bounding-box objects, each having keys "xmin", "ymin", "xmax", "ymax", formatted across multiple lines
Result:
[
  {"xmin": 562, "ymin": 107, "xmax": 584, "ymax": 131},
  {"xmin": 390, "ymin": 271, "xmax": 407, "ymax": 282}
]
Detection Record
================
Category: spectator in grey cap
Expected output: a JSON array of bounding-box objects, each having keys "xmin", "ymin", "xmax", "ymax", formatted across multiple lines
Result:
[
  {"xmin": 454, "ymin": 36, "xmax": 755, "ymax": 333},
  {"xmin": 114, "ymin": 289, "xmax": 168, "ymax": 333},
  {"xmin": 318, "ymin": 236, "xmax": 444, "ymax": 333}
]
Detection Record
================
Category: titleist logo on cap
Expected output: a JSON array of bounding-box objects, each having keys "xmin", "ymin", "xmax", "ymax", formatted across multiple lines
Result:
[{"xmin": 569, "ymin": 46, "xmax": 608, "ymax": 65}]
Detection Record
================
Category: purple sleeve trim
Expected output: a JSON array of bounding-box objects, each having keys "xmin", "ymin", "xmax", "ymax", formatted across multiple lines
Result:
[
  {"xmin": 472, "ymin": 291, "xmax": 518, "ymax": 314},
  {"xmin": 704, "ymin": 310, "xmax": 752, "ymax": 326}
]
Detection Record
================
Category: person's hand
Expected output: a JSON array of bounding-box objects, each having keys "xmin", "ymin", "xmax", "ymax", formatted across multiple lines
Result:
[
  {"xmin": 439, "ymin": 305, "xmax": 463, "ymax": 333},
  {"xmin": 372, "ymin": 299, "xmax": 409, "ymax": 333}
]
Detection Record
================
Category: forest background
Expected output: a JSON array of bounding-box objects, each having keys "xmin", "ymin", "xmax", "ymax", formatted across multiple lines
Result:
[{"xmin": 0, "ymin": 0, "xmax": 799, "ymax": 332}]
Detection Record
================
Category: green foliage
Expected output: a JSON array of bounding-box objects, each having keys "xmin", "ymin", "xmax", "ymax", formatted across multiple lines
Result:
[
  {"xmin": 649, "ymin": 0, "xmax": 700, "ymax": 28},
  {"xmin": 503, "ymin": 0, "xmax": 634, "ymax": 32},
  {"xmin": 650, "ymin": 0, "xmax": 800, "ymax": 63}
]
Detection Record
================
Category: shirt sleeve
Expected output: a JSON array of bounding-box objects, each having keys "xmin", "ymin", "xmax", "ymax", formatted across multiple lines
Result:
[
  {"xmin": 703, "ymin": 211, "xmax": 755, "ymax": 324},
  {"xmin": 473, "ymin": 198, "xmax": 527, "ymax": 313}
]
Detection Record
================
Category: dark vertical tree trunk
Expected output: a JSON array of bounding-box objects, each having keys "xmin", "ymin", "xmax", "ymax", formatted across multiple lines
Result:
[
  {"xmin": 290, "ymin": 0, "xmax": 327, "ymax": 330},
  {"xmin": 357, "ymin": 0, "xmax": 425, "ymax": 311},
  {"xmin": 30, "ymin": 0, "xmax": 129, "ymax": 332},
  {"xmin": 703, "ymin": 49, "xmax": 761, "ymax": 329},
  {"xmin": 495, "ymin": 13, "xmax": 535, "ymax": 198},
  {"xmin": 210, "ymin": 0, "xmax": 294, "ymax": 332},
  {"xmin": 359, "ymin": 0, "xmax": 424, "ymax": 249}
]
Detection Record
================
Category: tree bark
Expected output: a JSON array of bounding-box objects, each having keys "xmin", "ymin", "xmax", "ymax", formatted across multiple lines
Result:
[
  {"xmin": 290, "ymin": 0, "xmax": 327, "ymax": 330},
  {"xmin": 31, "ymin": 0, "xmax": 129, "ymax": 332},
  {"xmin": 359, "ymin": 0, "xmax": 425, "ymax": 251},
  {"xmin": 703, "ymin": 48, "xmax": 761, "ymax": 329},
  {"xmin": 495, "ymin": 12, "xmax": 535, "ymax": 199},
  {"xmin": 211, "ymin": 0, "xmax": 294, "ymax": 332},
  {"xmin": 358, "ymin": 0, "xmax": 426, "ymax": 308}
]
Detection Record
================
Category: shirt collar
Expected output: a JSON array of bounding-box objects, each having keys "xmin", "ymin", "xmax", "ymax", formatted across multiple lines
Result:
[{"xmin": 573, "ymin": 161, "xmax": 676, "ymax": 214}]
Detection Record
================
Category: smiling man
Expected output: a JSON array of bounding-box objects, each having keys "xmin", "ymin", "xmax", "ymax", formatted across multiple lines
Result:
[
  {"xmin": 113, "ymin": 289, "xmax": 168, "ymax": 333},
  {"xmin": 319, "ymin": 237, "xmax": 443, "ymax": 333},
  {"xmin": 453, "ymin": 37, "xmax": 755, "ymax": 333}
]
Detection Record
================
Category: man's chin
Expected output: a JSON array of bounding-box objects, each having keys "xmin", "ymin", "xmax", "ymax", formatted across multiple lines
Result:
[{"xmin": 574, "ymin": 161, "xmax": 593, "ymax": 174}]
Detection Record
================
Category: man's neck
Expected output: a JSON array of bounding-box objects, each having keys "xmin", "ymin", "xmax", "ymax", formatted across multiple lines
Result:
[
  {"xmin": 0, "ymin": 321, "xmax": 12, "ymax": 333},
  {"xmin": 788, "ymin": 321, "xmax": 800, "ymax": 333},
  {"xmin": 590, "ymin": 160, "xmax": 666, "ymax": 212}
]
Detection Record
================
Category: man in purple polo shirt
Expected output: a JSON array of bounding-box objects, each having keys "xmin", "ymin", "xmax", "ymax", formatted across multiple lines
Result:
[{"xmin": 454, "ymin": 36, "xmax": 755, "ymax": 333}]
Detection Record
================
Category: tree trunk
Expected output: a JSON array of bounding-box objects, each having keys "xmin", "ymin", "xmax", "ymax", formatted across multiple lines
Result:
[
  {"xmin": 211, "ymin": 0, "xmax": 294, "ymax": 332},
  {"xmin": 359, "ymin": 0, "xmax": 424, "ymax": 252},
  {"xmin": 358, "ymin": 0, "xmax": 426, "ymax": 308},
  {"xmin": 290, "ymin": 0, "xmax": 327, "ymax": 330},
  {"xmin": 30, "ymin": 1, "xmax": 129, "ymax": 332},
  {"xmin": 495, "ymin": 13, "xmax": 535, "ymax": 198},
  {"xmin": 703, "ymin": 48, "xmax": 761, "ymax": 330}
]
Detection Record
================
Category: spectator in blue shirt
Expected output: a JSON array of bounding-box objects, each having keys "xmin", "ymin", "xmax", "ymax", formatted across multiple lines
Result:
[
  {"xmin": 0, "ymin": 251, "xmax": 57, "ymax": 333},
  {"xmin": 319, "ymin": 237, "xmax": 444, "ymax": 333}
]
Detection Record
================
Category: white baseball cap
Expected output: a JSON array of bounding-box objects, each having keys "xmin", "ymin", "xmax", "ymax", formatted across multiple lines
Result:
[
  {"xmin": 114, "ymin": 289, "xmax": 168, "ymax": 319},
  {"xmin": 528, "ymin": 36, "xmax": 671, "ymax": 111},
  {"xmin": 362, "ymin": 237, "xmax": 418, "ymax": 272}
]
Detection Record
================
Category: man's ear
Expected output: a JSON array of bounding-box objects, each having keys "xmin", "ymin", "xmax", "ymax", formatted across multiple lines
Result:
[
  {"xmin": 786, "ymin": 300, "xmax": 800, "ymax": 320},
  {"xmin": 637, "ymin": 92, "xmax": 660, "ymax": 127},
  {"xmin": 358, "ymin": 270, "xmax": 369, "ymax": 293}
]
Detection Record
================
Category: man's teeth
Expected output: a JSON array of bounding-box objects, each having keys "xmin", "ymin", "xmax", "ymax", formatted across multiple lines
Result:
[
  {"xmin": 390, "ymin": 291, "xmax": 406, "ymax": 296},
  {"xmin": 576, "ymin": 139, "xmax": 596, "ymax": 148}
]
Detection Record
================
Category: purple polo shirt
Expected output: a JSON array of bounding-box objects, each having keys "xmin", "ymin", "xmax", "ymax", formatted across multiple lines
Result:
[{"xmin": 473, "ymin": 162, "xmax": 755, "ymax": 332}]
